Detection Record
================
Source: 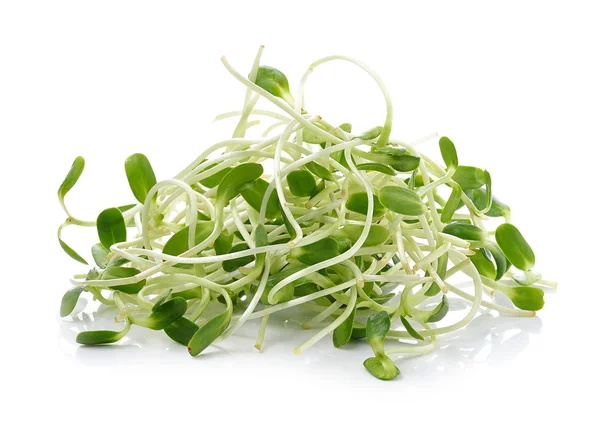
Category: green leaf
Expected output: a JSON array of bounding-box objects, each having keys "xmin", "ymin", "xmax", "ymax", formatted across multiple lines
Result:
[
  {"xmin": 442, "ymin": 222, "xmax": 486, "ymax": 243},
  {"xmin": 133, "ymin": 297, "xmax": 187, "ymax": 330},
  {"xmin": 503, "ymin": 285, "xmax": 544, "ymax": 311},
  {"xmin": 199, "ymin": 165, "xmax": 232, "ymax": 188},
  {"xmin": 425, "ymin": 281, "xmax": 441, "ymax": 297},
  {"xmin": 216, "ymin": 163, "xmax": 264, "ymax": 206},
  {"xmin": 287, "ymin": 170, "xmax": 316, "ymax": 197},
  {"xmin": 188, "ymin": 305, "xmax": 232, "ymax": 356},
  {"xmin": 363, "ymin": 356, "xmax": 400, "ymax": 380},
  {"xmin": 351, "ymin": 323, "xmax": 367, "ymax": 339},
  {"xmin": 222, "ymin": 243, "xmax": 255, "ymax": 272},
  {"xmin": 60, "ymin": 286, "xmax": 85, "ymax": 317},
  {"xmin": 301, "ymin": 122, "xmax": 329, "ymax": 145},
  {"xmin": 305, "ymin": 161, "xmax": 335, "ymax": 182},
  {"xmin": 355, "ymin": 126, "xmax": 382, "ymax": 140},
  {"xmin": 439, "ymin": 136, "xmax": 458, "ymax": 170},
  {"xmin": 214, "ymin": 232, "xmax": 234, "ymax": 255},
  {"xmin": 378, "ymin": 186, "xmax": 426, "ymax": 216},
  {"xmin": 440, "ymin": 184, "xmax": 463, "ymax": 223},
  {"xmin": 366, "ymin": 311, "xmax": 391, "ymax": 351},
  {"xmin": 104, "ymin": 271, "xmax": 146, "ymax": 294},
  {"xmin": 339, "ymin": 123, "xmax": 352, "ymax": 133},
  {"xmin": 124, "ymin": 153, "xmax": 157, "ymax": 204},
  {"xmin": 346, "ymin": 192, "xmax": 386, "ymax": 217},
  {"xmin": 465, "ymin": 189, "xmax": 511, "ymax": 218},
  {"xmin": 389, "ymin": 155, "xmax": 421, "ymax": 172},
  {"xmin": 58, "ymin": 235, "xmax": 88, "ymax": 265},
  {"xmin": 172, "ymin": 287, "xmax": 203, "ymax": 300},
  {"xmin": 486, "ymin": 243, "xmax": 510, "ymax": 280},
  {"xmin": 289, "ymin": 237, "xmax": 340, "ymax": 266},
  {"xmin": 356, "ymin": 163, "xmax": 395, "ymax": 176},
  {"xmin": 452, "ymin": 166, "xmax": 487, "ymax": 190},
  {"xmin": 471, "ymin": 249, "xmax": 497, "ymax": 279},
  {"xmin": 197, "ymin": 210, "xmax": 211, "ymax": 221},
  {"xmin": 400, "ymin": 316, "xmax": 424, "ymax": 340},
  {"xmin": 58, "ymin": 156, "xmax": 85, "ymax": 200},
  {"xmin": 239, "ymin": 178, "xmax": 280, "ymax": 219},
  {"xmin": 97, "ymin": 208, "xmax": 126, "ymax": 249},
  {"xmin": 333, "ymin": 305, "xmax": 356, "ymax": 348},
  {"xmin": 495, "ymin": 223, "xmax": 535, "ymax": 271},
  {"xmin": 76, "ymin": 322, "xmax": 131, "ymax": 345},
  {"xmin": 339, "ymin": 224, "xmax": 390, "ymax": 247},
  {"xmin": 163, "ymin": 221, "xmax": 215, "ymax": 256},
  {"xmin": 164, "ymin": 317, "xmax": 199, "ymax": 346},
  {"xmin": 483, "ymin": 170, "xmax": 492, "ymax": 211},
  {"xmin": 254, "ymin": 65, "xmax": 294, "ymax": 105},
  {"xmin": 424, "ymin": 295, "xmax": 449, "ymax": 323},
  {"xmin": 91, "ymin": 243, "xmax": 110, "ymax": 268},
  {"xmin": 152, "ymin": 288, "xmax": 172, "ymax": 312},
  {"xmin": 436, "ymin": 251, "xmax": 449, "ymax": 281},
  {"xmin": 278, "ymin": 201, "xmax": 297, "ymax": 239}
]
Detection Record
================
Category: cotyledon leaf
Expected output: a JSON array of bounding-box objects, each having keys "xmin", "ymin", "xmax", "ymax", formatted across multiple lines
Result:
[
  {"xmin": 400, "ymin": 316, "xmax": 424, "ymax": 341},
  {"xmin": 305, "ymin": 161, "xmax": 335, "ymax": 182},
  {"xmin": 132, "ymin": 297, "xmax": 187, "ymax": 330},
  {"xmin": 91, "ymin": 243, "xmax": 110, "ymax": 268},
  {"xmin": 287, "ymin": 170, "xmax": 317, "ymax": 197},
  {"xmin": 254, "ymin": 65, "xmax": 295, "ymax": 105},
  {"xmin": 124, "ymin": 153, "xmax": 157, "ymax": 204},
  {"xmin": 58, "ymin": 156, "xmax": 85, "ymax": 201},
  {"xmin": 289, "ymin": 237, "xmax": 340, "ymax": 266},
  {"xmin": 495, "ymin": 223, "xmax": 535, "ymax": 271},
  {"xmin": 188, "ymin": 300, "xmax": 233, "ymax": 356},
  {"xmin": 378, "ymin": 186, "xmax": 426, "ymax": 216},
  {"xmin": 216, "ymin": 163, "xmax": 264, "ymax": 206},
  {"xmin": 76, "ymin": 321, "xmax": 131, "ymax": 346},
  {"xmin": 452, "ymin": 166, "xmax": 487, "ymax": 190},
  {"xmin": 164, "ymin": 317, "xmax": 199, "ymax": 346},
  {"xmin": 238, "ymin": 178, "xmax": 280, "ymax": 219},
  {"xmin": 97, "ymin": 208, "xmax": 126, "ymax": 249},
  {"xmin": 333, "ymin": 304, "xmax": 356, "ymax": 348},
  {"xmin": 346, "ymin": 192, "xmax": 386, "ymax": 217},
  {"xmin": 60, "ymin": 286, "xmax": 85, "ymax": 317},
  {"xmin": 439, "ymin": 136, "xmax": 458, "ymax": 171},
  {"xmin": 58, "ymin": 227, "xmax": 88, "ymax": 265},
  {"xmin": 356, "ymin": 163, "xmax": 395, "ymax": 176}
]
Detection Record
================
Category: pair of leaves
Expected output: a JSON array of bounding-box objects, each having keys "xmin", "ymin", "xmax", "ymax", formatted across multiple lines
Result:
[
  {"xmin": 363, "ymin": 311, "xmax": 400, "ymax": 380},
  {"xmin": 216, "ymin": 163, "xmax": 264, "ymax": 208}
]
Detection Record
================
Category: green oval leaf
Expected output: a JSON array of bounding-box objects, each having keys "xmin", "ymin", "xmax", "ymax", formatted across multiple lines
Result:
[
  {"xmin": 222, "ymin": 243, "xmax": 255, "ymax": 272},
  {"xmin": 378, "ymin": 186, "xmax": 426, "ymax": 216},
  {"xmin": 239, "ymin": 178, "xmax": 280, "ymax": 219},
  {"xmin": 287, "ymin": 170, "xmax": 316, "ymax": 197},
  {"xmin": 60, "ymin": 286, "xmax": 85, "ymax": 317},
  {"xmin": 305, "ymin": 161, "xmax": 335, "ymax": 182},
  {"xmin": 486, "ymin": 243, "xmax": 510, "ymax": 280},
  {"xmin": 504, "ymin": 286, "xmax": 544, "ymax": 311},
  {"xmin": 214, "ymin": 232, "xmax": 234, "ymax": 255},
  {"xmin": 164, "ymin": 317, "xmax": 199, "ymax": 346},
  {"xmin": 366, "ymin": 311, "xmax": 391, "ymax": 349},
  {"xmin": 363, "ymin": 356, "xmax": 400, "ymax": 380},
  {"xmin": 471, "ymin": 249, "xmax": 497, "ymax": 279},
  {"xmin": 339, "ymin": 224, "xmax": 389, "ymax": 247},
  {"xmin": 346, "ymin": 192, "xmax": 386, "ymax": 217},
  {"xmin": 163, "ymin": 221, "xmax": 215, "ymax": 257},
  {"xmin": 76, "ymin": 321, "xmax": 130, "ymax": 345},
  {"xmin": 495, "ymin": 223, "xmax": 535, "ymax": 271},
  {"xmin": 400, "ymin": 315, "xmax": 424, "ymax": 341},
  {"xmin": 356, "ymin": 163, "xmax": 396, "ymax": 176},
  {"xmin": 91, "ymin": 243, "xmax": 110, "ymax": 268},
  {"xmin": 442, "ymin": 222, "xmax": 486, "ymax": 243},
  {"xmin": 333, "ymin": 305, "xmax": 356, "ymax": 348},
  {"xmin": 289, "ymin": 237, "xmax": 340, "ymax": 266},
  {"xmin": 441, "ymin": 184, "xmax": 463, "ymax": 223},
  {"xmin": 152, "ymin": 288, "xmax": 172, "ymax": 312},
  {"xmin": 425, "ymin": 295, "xmax": 450, "ymax": 323},
  {"xmin": 465, "ymin": 189, "xmax": 510, "ymax": 218},
  {"xmin": 58, "ymin": 235, "xmax": 88, "ymax": 265},
  {"xmin": 301, "ymin": 122, "xmax": 329, "ymax": 144},
  {"xmin": 390, "ymin": 155, "xmax": 420, "ymax": 172},
  {"xmin": 254, "ymin": 65, "xmax": 294, "ymax": 105},
  {"xmin": 356, "ymin": 126, "xmax": 383, "ymax": 140},
  {"xmin": 339, "ymin": 123, "xmax": 352, "ymax": 133},
  {"xmin": 439, "ymin": 136, "xmax": 458, "ymax": 170},
  {"xmin": 133, "ymin": 297, "xmax": 187, "ymax": 330},
  {"xmin": 97, "ymin": 208, "xmax": 126, "ymax": 249},
  {"xmin": 58, "ymin": 156, "xmax": 85, "ymax": 200},
  {"xmin": 216, "ymin": 163, "xmax": 264, "ymax": 206},
  {"xmin": 452, "ymin": 166, "xmax": 487, "ymax": 190},
  {"xmin": 124, "ymin": 153, "xmax": 157, "ymax": 204},
  {"xmin": 188, "ymin": 305, "xmax": 232, "ymax": 356},
  {"xmin": 199, "ymin": 165, "xmax": 232, "ymax": 189}
]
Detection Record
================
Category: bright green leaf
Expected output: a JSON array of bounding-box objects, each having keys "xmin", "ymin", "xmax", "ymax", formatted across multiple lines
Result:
[
  {"xmin": 378, "ymin": 186, "xmax": 426, "ymax": 216},
  {"xmin": 495, "ymin": 223, "xmax": 535, "ymax": 271},
  {"xmin": 124, "ymin": 153, "xmax": 157, "ymax": 204},
  {"xmin": 97, "ymin": 208, "xmax": 126, "ymax": 249}
]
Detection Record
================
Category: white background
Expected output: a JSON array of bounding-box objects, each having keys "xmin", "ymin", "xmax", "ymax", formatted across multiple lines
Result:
[{"xmin": 1, "ymin": 1, "xmax": 598, "ymax": 419}]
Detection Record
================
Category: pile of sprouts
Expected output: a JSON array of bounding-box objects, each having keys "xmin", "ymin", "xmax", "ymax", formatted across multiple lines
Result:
[{"xmin": 58, "ymin": 47, "xmax": 551, "ymax": 380}]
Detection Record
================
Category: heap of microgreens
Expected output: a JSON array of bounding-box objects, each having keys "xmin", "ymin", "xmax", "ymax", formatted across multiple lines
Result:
[{"xmin": 58, "ymin": 47, "xmax": 552, "ymax": 380}]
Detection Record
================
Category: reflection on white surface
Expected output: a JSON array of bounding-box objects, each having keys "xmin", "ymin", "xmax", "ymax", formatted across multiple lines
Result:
[{"xmin": 58, "ymin": 293, "xmax": 543, "ymax": 381}]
